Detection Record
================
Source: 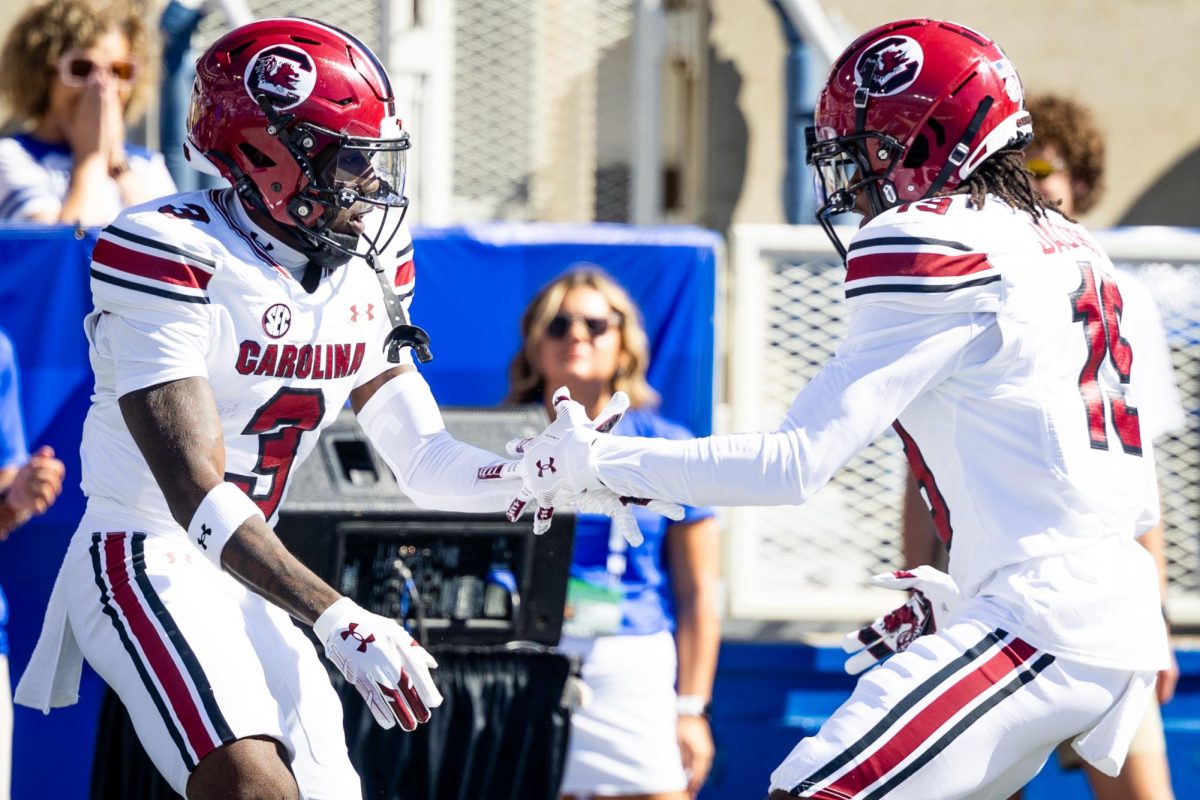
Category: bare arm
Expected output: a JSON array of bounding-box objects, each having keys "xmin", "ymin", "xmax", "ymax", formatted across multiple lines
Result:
[
  {"xmin": 1138, "ymin": 514, "xmax": 1177, "ymax": 704},
  {"xmin": 669, "ymin": 515, "xmax": 721, "ymax": 795},
  {"xmin": 901, "ymin": 469, "xmax": 947, "ymax": 570},
  {"xmin": 119, "ymin": 377, "xmax": 339, "ymax": 624}
]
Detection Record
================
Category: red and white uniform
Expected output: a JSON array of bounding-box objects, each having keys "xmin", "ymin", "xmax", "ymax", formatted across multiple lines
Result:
[
  {"xmin": 587, "ymin": 195, "xmax": 1170, "ymax": 797},
  {"xmin": 14, "ymin": 188, "xmax": 505, "ymax": 798}
]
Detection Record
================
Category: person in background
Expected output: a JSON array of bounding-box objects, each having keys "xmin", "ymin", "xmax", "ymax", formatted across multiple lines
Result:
[
  {"xmin": 507, "ymin": 268, "xmax": 720, "ymax": 800},
  {"xmin": 158, "ymin": 0, "xmax": 251, "ymax": 191},
  {"xmin": 0, "ymin": 0, "xmax": 176, "ymax": 226},
  {"xmin": 0, "ymin": 328, "xmax": 66, "ymax": 800}
]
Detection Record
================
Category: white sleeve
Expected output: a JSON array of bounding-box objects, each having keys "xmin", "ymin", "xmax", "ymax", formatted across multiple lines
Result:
[
  {"xmin": 356, "ymin": 371, "xmax": 519, "ymax": 512},
  {"xmin": 89, "ymin": 308, "xmax": 213, "ymax": 397},
  {"xmin": 590, "ymin": 306, "xmax": 995, "ymax": 507}
]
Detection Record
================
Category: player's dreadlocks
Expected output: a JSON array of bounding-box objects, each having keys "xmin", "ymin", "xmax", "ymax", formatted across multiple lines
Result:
[{"xmin": 951, "ymin": 150, "xmax": 1060, "ymax": 222}]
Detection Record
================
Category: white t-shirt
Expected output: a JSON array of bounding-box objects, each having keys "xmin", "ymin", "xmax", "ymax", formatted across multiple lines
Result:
[
  {"xmin": 591, "ymin": 195, "xmax": 1169, "ymax": 672},
  {"xmin": 0, "ymin": 134, "xmax": 177, "ymax": 223}
]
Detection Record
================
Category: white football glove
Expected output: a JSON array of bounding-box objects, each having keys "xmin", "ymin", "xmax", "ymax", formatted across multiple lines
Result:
[
  {"xmin": 313, "ymin": 597, "xmax": 443, "ymax": 731},
  {"xmin": 570, "ymin": 489, "xmax": 683, "ymax": 547},
  {"xmin": 504, "ymin": 388, "xmax": 683, "ymax": 542},
  {"xmin": 841, "ymin": 566, "xmax": 962, "ymax": 675}
]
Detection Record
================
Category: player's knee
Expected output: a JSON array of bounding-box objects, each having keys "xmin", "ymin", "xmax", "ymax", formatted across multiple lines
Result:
[{"xmin": 187, "ymin": 736, "xmax": 298, "ymax": 800}]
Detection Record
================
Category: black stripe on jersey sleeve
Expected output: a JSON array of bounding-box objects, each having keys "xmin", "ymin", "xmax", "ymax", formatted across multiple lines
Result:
[
  {"xmin": 845, "ymin": 274, "xmax": 1001, "ymax": 299},
  {"xmin": 395, "ymin": 241, "xmax": 414, "ymax": 260},
  {"xmin": 91, "ymin": 268, "xmax": 211, "ymax": 304},
  {"xmin": 103, "ymin": 226, "xmax": 219, "ymax": 268},
  {"xmin": 848, "ymin": 235, "xmax": 973, "ymax": 254}
]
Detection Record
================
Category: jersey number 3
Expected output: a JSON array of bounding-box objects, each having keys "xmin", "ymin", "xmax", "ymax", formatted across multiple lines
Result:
[
  {"xmin": 1069, "ymin": 262, "xmax": 1141, "ymax": 455},
  {"xmin": 228, "ymin": 388, "xmax": 326, "ymax": 519}
]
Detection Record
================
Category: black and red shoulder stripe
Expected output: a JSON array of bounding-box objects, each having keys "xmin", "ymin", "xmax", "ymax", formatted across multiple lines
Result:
[
  {"xmin": 91, "ymin": 226, "xmax": 217, "ymax": 304},
  {"xmin": 845, "ymin": 234, "xmax": 1000, "ymax": 299}
]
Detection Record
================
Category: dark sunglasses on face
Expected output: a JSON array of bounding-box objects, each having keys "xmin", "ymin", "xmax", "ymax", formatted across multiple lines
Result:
[
  {"xmin": 56, "ymin": 52, "xmax": 137, "ymax": 87},
  {"xmin": 544, "ymin": 312, "xmax": 621, "ymax": 339}
]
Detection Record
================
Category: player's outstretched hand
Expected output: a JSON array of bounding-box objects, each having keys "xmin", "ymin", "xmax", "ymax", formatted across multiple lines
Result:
[
  {"xmin": 572, "ymin": 487, "xmax": 683, "ymax": 547},
  {"xmin": 503, "ymin": 389, "xmax": 683, "ymax": 541},
  {"xmin": 504, "ymin": 387, "xmax": 614, "ymax": 534},
  {"xmin": 314, "ymin": 597, "xmax": 443, "ymax": 731},
  {"xmin": 841, "ymin": 565, "xmax": 962, "ymax": 675}
]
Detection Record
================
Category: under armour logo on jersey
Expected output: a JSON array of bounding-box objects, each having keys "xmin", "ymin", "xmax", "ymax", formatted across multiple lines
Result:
[
  {"xmin": 536, "ymin": 458, "xmax": 557, "ymax": 477},
  {"xmin": 350, "ymin": 304, "xmax": 375, "ymax": 322},
  {"xmin": 197, "ymin": 523, "xmax": 211, "ymax": 550},
  {"xmin": 341, "ymin": 623, "xmax": 376, "ymax": 653}
]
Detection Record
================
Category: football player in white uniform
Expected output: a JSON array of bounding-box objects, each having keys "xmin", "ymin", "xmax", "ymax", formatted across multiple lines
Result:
[
  {"xmin": 13, "ymin": 18, "xmax": 530, "ymax": 800},
  {"xmin": 505, "ymin": 18, "xmax": 1170, "ymax": 800}
]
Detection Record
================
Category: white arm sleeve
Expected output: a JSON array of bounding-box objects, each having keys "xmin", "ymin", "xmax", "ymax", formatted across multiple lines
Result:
[
  {"xmin": 591, "ymin": 307, "xmax": 995, "ymax": 507},
  {"xmin": 356, "ymin": 370, "xmax": 519, "ymax": 513}
]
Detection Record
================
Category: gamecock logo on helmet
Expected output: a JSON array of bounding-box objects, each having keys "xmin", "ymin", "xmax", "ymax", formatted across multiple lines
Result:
[
  {"xmin": 855, "ymin": 35, "xmax": 923, "ymax": 97},
  {"xmin": 244, "ymin": 45, "xmax": 316, "ymax": 110}
]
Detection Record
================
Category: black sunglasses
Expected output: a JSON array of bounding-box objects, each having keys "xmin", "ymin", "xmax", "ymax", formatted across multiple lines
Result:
[{"xmin": 544, "ymin": 312, "xmax": 621, "ymax": 339}]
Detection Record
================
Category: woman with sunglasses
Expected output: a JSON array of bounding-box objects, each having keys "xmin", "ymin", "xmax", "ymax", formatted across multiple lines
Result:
[
  {"xmin": 507, "ymin": 268, "xmax": 720, "ymax": 800},
  {"xmin": 0, "ymin": 0, "xmax": 175, "ymax": 227}
]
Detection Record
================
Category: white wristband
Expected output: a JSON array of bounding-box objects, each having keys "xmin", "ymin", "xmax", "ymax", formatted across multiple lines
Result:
[
  {"xmin": 187, "ymin": 482, "xmax": 264, "ymax": 567},
  {"xmin": 676, "ymin": 694, "xmax": 711, "ymax": 717}
]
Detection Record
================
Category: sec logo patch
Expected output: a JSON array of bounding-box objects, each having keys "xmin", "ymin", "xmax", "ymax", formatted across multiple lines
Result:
[{"xmin": 262, "ymin": 303, "xmax": 292, "ymax": 338}]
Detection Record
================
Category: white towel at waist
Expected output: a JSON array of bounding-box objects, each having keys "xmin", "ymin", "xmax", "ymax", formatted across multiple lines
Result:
[{"xmin": 14, "ymin": 558, "xmax": 83, "ymax": 712}]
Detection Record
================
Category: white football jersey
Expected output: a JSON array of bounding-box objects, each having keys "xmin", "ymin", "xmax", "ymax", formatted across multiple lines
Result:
[
  {"xmin": 845, "ymin": 195, "xmax": 1165, "ymax": 669},
  {"xmin": 80, "ymin": 188, "xmax": 415, "ymax": 527},
  {"xmin": 591, "ymin": 193, "xmax": 1168, "ymax": 670}
]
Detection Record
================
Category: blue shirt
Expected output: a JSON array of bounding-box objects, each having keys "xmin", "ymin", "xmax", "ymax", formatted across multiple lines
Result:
[
  {"xmin": 0, "ymin": 328, "xmax": 27, "ymax": 656},
  {"xmin": 570, "ymin": 408, "xmax": 714, "ymax": 636}
]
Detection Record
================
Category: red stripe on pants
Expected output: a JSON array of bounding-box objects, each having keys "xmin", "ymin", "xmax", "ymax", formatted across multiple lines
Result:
[
  {"xmin": 103, "ymin": 533, "xmax": 217, "ymax": 762},
  {"xmin": 827, "ymin": 638, "xmax": 1037, "ymax": 796}
]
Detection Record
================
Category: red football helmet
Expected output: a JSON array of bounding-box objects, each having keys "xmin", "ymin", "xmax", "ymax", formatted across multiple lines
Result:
[
  {"xmin": 806, "ymin": 19, "xmax": 1032, "ymax": 258},
  {"xmin": 186, "ymin": 17, "xmax": 409, "ymax": 265}
]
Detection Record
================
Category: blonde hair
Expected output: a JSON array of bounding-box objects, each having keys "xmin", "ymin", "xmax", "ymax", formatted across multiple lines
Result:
[
  {"xmin": 506, "ymin": 267, "xmax": 660, "ymax": 409},
  {"xmin": 0, "ymin": 0, "xmax": 155, "ymax": 126}
]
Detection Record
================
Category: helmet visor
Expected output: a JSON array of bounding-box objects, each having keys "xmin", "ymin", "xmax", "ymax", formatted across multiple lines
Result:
[{"xmin": 327, "ymin": 144, "xmax": 407, "ymax": 209}]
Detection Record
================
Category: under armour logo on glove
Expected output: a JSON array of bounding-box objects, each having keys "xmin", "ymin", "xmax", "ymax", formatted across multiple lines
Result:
[
  {"xmin": 505, "ymin": 388, "xmax": 683, "ymax": 542},
  {"xmin": 342, "ymin": 623, "xmax": 376, "ymax": 653},
  {"xmin": 314, "ymin": 598, "xmax": 443, "ymax": 731},
  {"xmin": 841, "ymin": 565, "xmax": 962, "ymax": 675}
]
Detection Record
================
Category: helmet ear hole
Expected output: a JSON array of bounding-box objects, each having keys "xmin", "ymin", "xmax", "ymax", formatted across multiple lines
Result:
[
  {"xmin": 903, "ymin": 134, "xmax": 930, "ymax": 169},
  {"xmin": 237, "ymin": 142, "xmax": 276, "ymax": 169}
]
